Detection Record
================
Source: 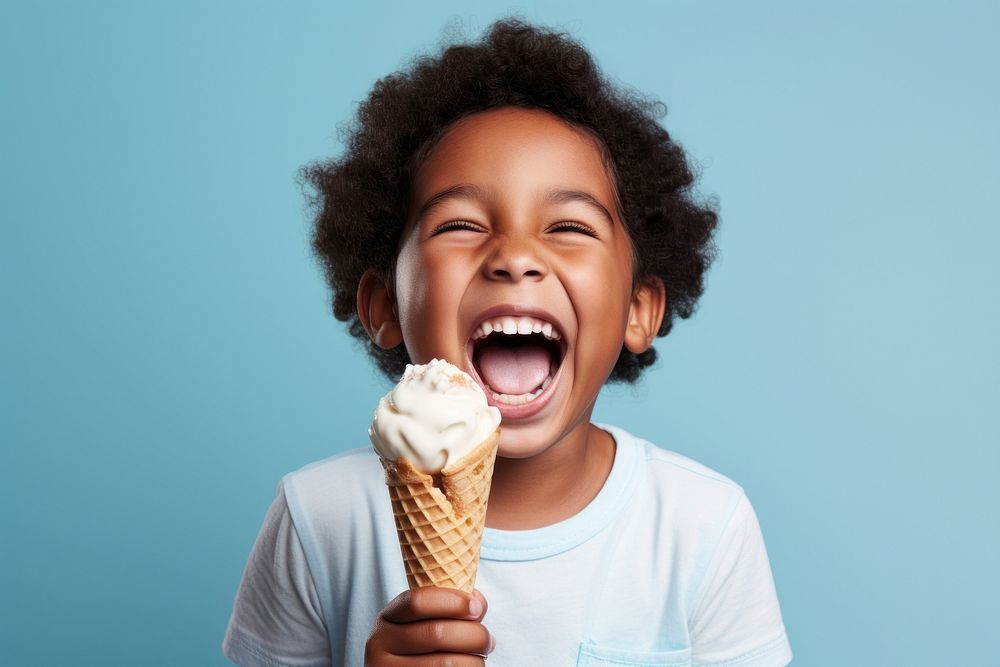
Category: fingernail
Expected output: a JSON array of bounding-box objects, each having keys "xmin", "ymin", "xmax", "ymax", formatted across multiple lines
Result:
[
  {"xmin": 488, "ymin": 634, "xmax": 496, "ymax": 653},
  {"xmin": 468, "ymin": 596, "xmax": 483, "ymax": 618}
]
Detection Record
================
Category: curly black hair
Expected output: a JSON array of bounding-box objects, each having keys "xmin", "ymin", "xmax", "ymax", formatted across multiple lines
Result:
[{"xmin": 302, "ymin": 16, "xmax": 718, "ymax": 383}]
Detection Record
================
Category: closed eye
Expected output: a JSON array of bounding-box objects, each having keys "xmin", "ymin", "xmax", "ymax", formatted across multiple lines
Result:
[
  {"xmin": 547, "ymin": 221, "xmax": 599, "ymax": 237},
  {"xmin": 430, "ymin": 220, "xmax": 485, "ymax": 235}
]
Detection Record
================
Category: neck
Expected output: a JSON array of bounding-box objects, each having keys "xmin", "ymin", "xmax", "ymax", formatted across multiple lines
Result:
[{"xmin": 485, "ymin": 420, "xmax": 616, "ymax": 530}]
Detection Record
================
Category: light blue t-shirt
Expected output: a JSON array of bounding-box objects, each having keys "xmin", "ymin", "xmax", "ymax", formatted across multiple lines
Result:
[{"xmin": 223, "ymin": 424, "xmax": 792, "ymax": 666}]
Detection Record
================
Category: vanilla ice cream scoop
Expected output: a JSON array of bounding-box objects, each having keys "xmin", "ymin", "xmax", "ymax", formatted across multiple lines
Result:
[{"xmin": 369, "ymin": 359, "xmax": 502, "ymax": 474}]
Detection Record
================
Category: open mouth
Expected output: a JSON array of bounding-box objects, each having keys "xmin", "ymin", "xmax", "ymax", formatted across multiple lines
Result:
[{"xmin": 466, "ymin": 315, "xmax": 566, "ymax": 411}]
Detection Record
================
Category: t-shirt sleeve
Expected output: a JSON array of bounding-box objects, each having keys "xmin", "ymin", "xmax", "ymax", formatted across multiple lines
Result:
[
  {"xmin": 688, "ymin": 492, "xmax": 793, "ymax": 666},
  {"xmin": 223, "ymin": 482, "xmax": 332, "ymax": 667}
]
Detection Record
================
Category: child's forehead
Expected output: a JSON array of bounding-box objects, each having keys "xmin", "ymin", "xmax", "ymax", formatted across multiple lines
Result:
[
  {"xmin": 434, "ymin": 106, "xmax": 605, "ymax": 155},
  {"xmin": 411, "ymin": 106, "xmax": 619, "ymax": 205}
]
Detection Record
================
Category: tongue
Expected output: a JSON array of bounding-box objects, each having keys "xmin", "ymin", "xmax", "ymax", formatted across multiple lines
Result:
[{"xmin": 476, "ymin": 344, "xmax": 551, "ymax": 395}]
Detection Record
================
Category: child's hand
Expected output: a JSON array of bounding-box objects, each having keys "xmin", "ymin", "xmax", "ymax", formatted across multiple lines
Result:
[{"xmin": 365, "ymin": 587, "xmax": 494, "ymax": 665}]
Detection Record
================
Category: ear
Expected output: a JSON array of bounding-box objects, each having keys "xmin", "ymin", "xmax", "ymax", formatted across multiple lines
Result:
[
  {"xmin": 623, "ymin": 276, "xmax": 666, "ymax": 354},
  {"xmin": 357, "ymin": 269, "xmax": 403, "ymax": 349}
]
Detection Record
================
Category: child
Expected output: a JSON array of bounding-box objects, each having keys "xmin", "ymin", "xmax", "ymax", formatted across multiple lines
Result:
[{"xmin": 224, "ymin": 17, "xmax": 791, "ymax": 667}]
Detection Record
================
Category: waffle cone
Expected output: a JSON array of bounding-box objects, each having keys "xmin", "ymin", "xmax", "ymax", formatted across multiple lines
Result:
[{"xmin": 381, "ymin": 428, "xmax": 500, "ymax": 592}]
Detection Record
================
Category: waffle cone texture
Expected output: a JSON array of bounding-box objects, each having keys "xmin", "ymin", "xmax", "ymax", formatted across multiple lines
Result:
[{"xmin": 380, "ymin": 428, "xmax": 500, "ymax": 592}]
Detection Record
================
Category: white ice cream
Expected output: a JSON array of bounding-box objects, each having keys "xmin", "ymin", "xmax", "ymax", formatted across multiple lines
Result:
[{"xmin": 369, "ymin": 359, "xmax": 502, "ymax": 474}]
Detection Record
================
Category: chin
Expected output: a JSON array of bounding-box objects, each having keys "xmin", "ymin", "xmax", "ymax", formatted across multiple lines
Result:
[{"xmin": 495, "ymin": 425, "xmax": 559, "ymax": 460}]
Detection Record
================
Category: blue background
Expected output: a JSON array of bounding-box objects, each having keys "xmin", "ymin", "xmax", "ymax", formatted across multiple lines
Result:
[{"xmin": 3, "ymin": 1, "xmax": 997, "ymax": 664}]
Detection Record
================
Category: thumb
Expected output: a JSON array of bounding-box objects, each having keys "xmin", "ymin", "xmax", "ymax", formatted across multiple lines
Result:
[{"xmin": 471, "ymin": 588, "xmax": 488, "ymax": 620}]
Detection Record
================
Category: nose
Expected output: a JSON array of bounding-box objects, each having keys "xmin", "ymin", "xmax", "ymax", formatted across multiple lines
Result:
[{"xmin": 484, "ymin": 235, "xmax": 548, "ymax": 282}]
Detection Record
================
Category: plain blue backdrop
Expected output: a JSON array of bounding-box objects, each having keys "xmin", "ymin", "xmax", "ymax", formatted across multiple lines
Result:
[{"xmin": 3, "ymin": 1, "xmax": 997, "ymax": 665}]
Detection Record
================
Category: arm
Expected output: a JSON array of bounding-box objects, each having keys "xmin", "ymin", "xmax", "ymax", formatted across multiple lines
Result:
[
  {"xmin": 223, "ymin": 483, "xmax": 494, "ymax": 667},
  {"xmin": 223, "ymin": 484, "xmax": 332, "ymax": 667},
  {"xmin": 689, "ymin": 493, "xmax": 793, "ymax": 667}
]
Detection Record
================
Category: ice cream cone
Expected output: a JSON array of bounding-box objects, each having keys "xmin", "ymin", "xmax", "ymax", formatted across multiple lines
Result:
[{"xmin": 381, "ymin": 427, "xmax": 500, "ymax": 592}]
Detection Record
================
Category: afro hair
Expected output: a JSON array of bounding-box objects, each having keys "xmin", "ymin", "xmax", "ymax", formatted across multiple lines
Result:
[{"xmin": 302, "ymin": 17, "xmax": 718, "ymax": 383}]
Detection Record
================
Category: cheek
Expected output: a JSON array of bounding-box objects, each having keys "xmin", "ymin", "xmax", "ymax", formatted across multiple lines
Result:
[
  {"xmin": 393, "ymin": 244, "xmax": 427, "ymax": 325},
  {"xmin": 394, "ymin": 244, "xmax": 467, "ymax": 331},
  {"xmin": 560, "ymin": 254, "xmax": 633, "ymax": 373},
  {"xmin": 565, "ymin": 252, "xmax": 631, "ymax": 316}
]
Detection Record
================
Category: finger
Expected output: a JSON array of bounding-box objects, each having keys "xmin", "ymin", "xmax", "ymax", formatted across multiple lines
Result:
[
  {"xmin": 382, "ymin": 587, "xmax": 483, "ymax": 624},
  {"xmin": 471, "ymin": 589, "xmax": 489, "ymax": 620},
  {"xmin": 382, "ymin": 618, "xmax": 493, "ymax": 656},
  {"xmin": 382, "ymin": 654, "xmax": 486, "ymax": 667}
]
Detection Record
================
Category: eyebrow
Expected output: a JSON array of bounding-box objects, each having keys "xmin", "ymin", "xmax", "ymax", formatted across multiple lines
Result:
[
  {"xmin": 413, "ymin": 184, "xmax": 616, "ymax": 227},
  {"xmin": 413, "ymin": 184, "xmax": 486, "ymax": 224},
  {"xmin": 543, "ymin": 188, "xmax": 615, "ymax": 227}
]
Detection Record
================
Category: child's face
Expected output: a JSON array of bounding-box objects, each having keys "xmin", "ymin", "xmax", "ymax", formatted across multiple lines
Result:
[{"xmin": 366, "ymin": 106, "xmax": 662, "ymax": 458}]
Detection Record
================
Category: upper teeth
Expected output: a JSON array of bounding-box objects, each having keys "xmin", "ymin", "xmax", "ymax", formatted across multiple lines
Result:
[{"xmin": 472, "ymin": 316, "xmax": 561, "ymax": 341}]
